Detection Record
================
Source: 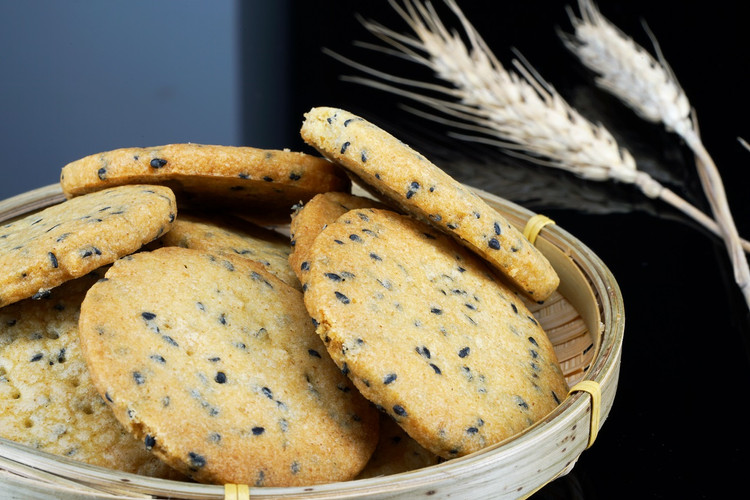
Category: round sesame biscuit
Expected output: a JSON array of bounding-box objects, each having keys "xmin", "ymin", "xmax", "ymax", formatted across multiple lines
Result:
[
  {"xmin": 289, "ymin": 192, "xmax": 388, "ymax": 286},
  {"xmin": 60, "ymin": 144, "xmax": 351, "ymax": 221},
  {"xmin": 0, "ymin": 185, "xmax": 176, "ymax": 308},
  {"xmin": 0, "ymin": 268, "xmax": 181, "ymax": 479},
  {"xmin": 303, "ymin": 208, "xmax": 568, "ymax": 459},
  {"xmin": 78, "ymin": 247, "xmax": 379, "ymax": 486},
  {"xmin": 149, "ymin": 212, "xmax": 299, "ymax": 290},
  {"xmin": 300, "ymin": 107, "xmax": 559, "ymax": 300}
]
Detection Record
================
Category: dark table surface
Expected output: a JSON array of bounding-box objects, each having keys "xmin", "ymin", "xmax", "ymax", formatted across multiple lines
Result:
[{"xmin": 2, "ymin": 1, "xmax": 749, "ymax": 499}]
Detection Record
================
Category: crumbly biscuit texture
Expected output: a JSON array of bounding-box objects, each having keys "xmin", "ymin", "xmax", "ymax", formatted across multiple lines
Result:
[
  {"xmin": 149, "ymin": 212, "xmax": 299, "ymax": 290},
  {"xmin": 0, "ymin": 269, "xmax": 180, "ymax": 478},
  {"xmin": 60, "ymin": 144, "xmax": 351, "ymax": 219},
  {"xmin": 303, "ymin": 208, "xmax": 568, "ymax": 459},
  {"xmin": 0, "ymin": 185, "xmax": 176, "ymax": 308},
  {"xmin": 289, "ymin": 192, "xmax": 387, "ymax": 285},
  {"xmin": 78, "ymin": 247, "xmax": 379, "ymax": 486},
  {"xmin": 300, "ymin": 107, "xmax": 559, "ymax": 300}
]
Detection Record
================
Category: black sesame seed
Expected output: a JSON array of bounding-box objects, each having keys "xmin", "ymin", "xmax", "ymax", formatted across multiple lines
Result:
[
  {"xmin": 349, "ymin": 234, "xmax": 362, "ymax": 242},
  {"xmin": 215, "ymin": 372, "xmax": 227, "ymax": 384},
  {"xmin": 32, "ymin": 290, "xmax": 50, "ymax": 300},
  {"xmin": 133, "ymin": 371, "xmax": 145, "ymax": 384},
  {"xmin": 263, "ymin": 176, "xmax": 273, "ymax": 182},
  {"xmin": 105, "ymin": 392, "xmax": 113, "ymax": 403},
  {"xmin": 48, "ymin": 252, "xmax": 58, "ymax": 268},
  {"xmin": 341, "ymin": 362, "xmax": 350, "ymax": 376},
  {"xmin": 515, "ymin": 396, "xmax": 529, "ymax": 409},
  {"xmin": 528, "ymin": 336, "xmax": 539, "ymax": 346},
  {"xmin": 393, "ymin": 405, "xmax": 408, "ymax": 416},
  {"xmin": 511, "ymin": 303, "xmax": 518, "ymax": 314},
  {"xmin": 488, "ymin": 238, "xmax": 501, "ymax": 250},
  {"xmin": 57, "ymin": 348, "xmax": 66, "ymax": 364},
  {"xmin": 252, "ymin": 426, "xmax": 265, "ymax": 436},
  {"xmin": 527, "ymin": 315, "xmax": 538, "ymax": 325},
  {"xmin": 188, "ymin": 452, "xmax": 206, "ymax": 468},
  {"xmin": 430, "ymin": 307, "xmax": 443, "ymax": 315},
  {"xmin": 150, "ymin": 158, "xmax": 167, "ymax": 169},
  {"xmin": 162, "ymin": 335, "xmax": 179, "ymax": 347},
  {"xmin": 289, "ymin": 173, "xmax": 301, "ymax": 180},
  {"xmin": 97, "ymin": 167, "xmax": 107, "ymax": 180},
  {"xmin": 494, "ymin": 222, "xmax": 502, "ymax": 235},
  {"xmin": 416, "ymin": 346, "xmax": 431, "ymax": 358},
  {"xmin": 300, "ymin": 261, "xmax": 310, "ymax": 271},
  {"xmin": 30, "ymin": 353, "xmax": 43, "ymax": 362},
  {"xmin": 458, "ymin": 347, "xmax": 471, "ymax": 358},
  {"xmin": 466, "ymin": 426, "xmax": 479, "ymax": 434},
  {"xmin": 141, "ymin": 312, "xmax": 156, "ymax": 320},
  {"xmin": 429, "ymin": 363, "xmax": 442, "ymax": 375},
  {"xmin": 262, "ymin": 387, "xmax": 273, "ymax": 399},
  {"xmin": 325, "ymin": 272, "xmax": 342, "ymax": 282},
  {"xmin": 150, "ymin": 354, "xmax": 166, "ymax": 364},
  {"xmin": 369, "ymin": 252, "xmax": 382, "ymax": 261},
  {"xmin": 308, "ymin": 349, "xmax": 321, "ymax": 358},
  {"xmin": 383, "ymin": 373, "xmax": 397, "ymax": 385},
  {"xmin": 361, "ymin": 151, "xmax": 368, "ymax": 162},
  {"xmin": 340, "ymin": 141, "xmax": 350, "ymax": 154},
  {"xmin": 144, "ymin": 434, "xmax": 156, "ymax": 450},
  {"xmin": 334, "ymin": 239, "xmax": 344, "ymax": 245},
  {"xmin": 335, "ymin": 291, "xmax": 350, "ymax": 304}
]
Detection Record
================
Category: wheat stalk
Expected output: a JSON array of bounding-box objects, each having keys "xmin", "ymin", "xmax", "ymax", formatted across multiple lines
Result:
[
  {"xmin": 330, "ymin": 0, "xmax": 750, "ymax": 256},
  {"xmin": 562, "ymin": 0, "xmax": 750, "ymax": 305}
]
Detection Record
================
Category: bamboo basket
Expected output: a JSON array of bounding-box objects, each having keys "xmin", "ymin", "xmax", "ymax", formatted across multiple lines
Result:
[{"xmin": 0, "ymin": 183, "xmax": 624, "ymax": 499}]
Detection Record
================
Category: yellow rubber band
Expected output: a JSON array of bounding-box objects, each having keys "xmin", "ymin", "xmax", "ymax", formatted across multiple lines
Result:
[
  {"xmin": 568, "ymin": 380, "xmax": 601, "ymax": 448},
  {"xmin": 523, "ymin": 214, "xmax": 555, "ymax": 245},
  {"xmin": 224, "ymin": 483, "xmax": 250, "ymax": 500}
]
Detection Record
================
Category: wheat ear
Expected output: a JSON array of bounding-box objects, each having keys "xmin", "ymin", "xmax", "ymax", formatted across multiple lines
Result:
[
  {"xmin": 562, "ymin": 0, "xmax": 750, "ymax": 305},
  {"xmin": 331, "ymin": 0, "xmax": 750, "ymax": 254}
]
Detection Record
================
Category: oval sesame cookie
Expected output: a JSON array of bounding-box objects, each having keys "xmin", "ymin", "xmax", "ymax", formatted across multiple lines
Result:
[
  {"xmin": 0, "ymin": 185, "xmax": 176, "ymax": 308},
  {"xmin": 0, "ymin": 268, "xmax": 180, "ymax": 479},
  {"xmin": 60, "ymin": 144, "xmax": 351, "ymax": 221},
  {"xmin": 78, "ymin": 247, "xmax": 379, "ymax": 486},
  {"xmin": 289, "ymin": 191, "xmax": 387, "ymax": 285},
  {"xmin": 149, "ymin": 212, "xmax": 299, "ymax": 290},
  {"xmin": 303, "ymin": 208, "xmax": 568, "ymax": 459},
  {"xmin": 300, "ymin": 107, "xmax": 559, "ymax": 300}
]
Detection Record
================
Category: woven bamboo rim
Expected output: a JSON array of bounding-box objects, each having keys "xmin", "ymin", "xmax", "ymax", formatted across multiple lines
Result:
[{"xmin": 0, "ymin": 183, "xmax": 624, "ymax": 499}]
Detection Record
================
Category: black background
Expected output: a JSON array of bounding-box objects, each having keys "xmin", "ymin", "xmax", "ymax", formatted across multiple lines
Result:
[{"xmin": 2, "ymin": 1, "xmax": 749, "ymax": 498}]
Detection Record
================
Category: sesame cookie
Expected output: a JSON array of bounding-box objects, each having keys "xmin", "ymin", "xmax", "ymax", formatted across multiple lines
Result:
[
  {"xmin": 149, "ymin": 212, "xmax": 299, "ymax": 290},
  {"xmin": 78, "ymin": 247, "xmax": 379, "ymax": 486},
  {"xmin": 303, "ymin": 208, "xmax": 568, "ymax": 459},
  {"xmin": 356, "ymin": 414, "xmax": 440, "ymax": 479},
  {"xmin": 0, "ymin": 268, "xmax": 180, "ymax": 478},
  {"xmin": 60, "ymin": 144, "xmax": 351, "ymax": 220},
  {"xmin": 300, "ymin": 107, "xmax": 559, "ymax": 300},
  {"xmin": 289, "ymin": 192, "xmax": 387, "ymax": 285},
  {"xmin": 0, "ymin": 185, "xmax": 176, "ymax": 308}
]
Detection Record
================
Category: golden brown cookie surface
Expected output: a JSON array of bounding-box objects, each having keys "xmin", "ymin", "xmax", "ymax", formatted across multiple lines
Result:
[
  {"xmin": 289, "ymin": 191, "xmax": 387, "ymax": 285},
  {"xmin": 0, "ymin": 269, "xmax": 180, "ymax": 478},
  {"xmin": 150, "ymin": 212, "xmax": 299, "ymax": 290},
  {"xmin": 60, "ymin": 144, "xmax": 350, "ymax": 220},
  {"xmin": 300, "ymin": 107, "xmax": 558, "ymax": 300},
  {"xmin": 78, "ymin": 247, "xmax": 379, "ymax": 486},
  {"xmin": 303, "ymin": 208, "xmax": 567, "ymax": 459},
  {"xmin": 0, "ymin": 185, "xmax": 176, "ymax": 307}
]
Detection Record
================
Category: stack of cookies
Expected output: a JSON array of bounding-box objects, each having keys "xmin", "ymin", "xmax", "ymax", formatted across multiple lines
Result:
[{"xmin": 0, "ymin": 107, "xmax": 567, "ymax": 487}]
